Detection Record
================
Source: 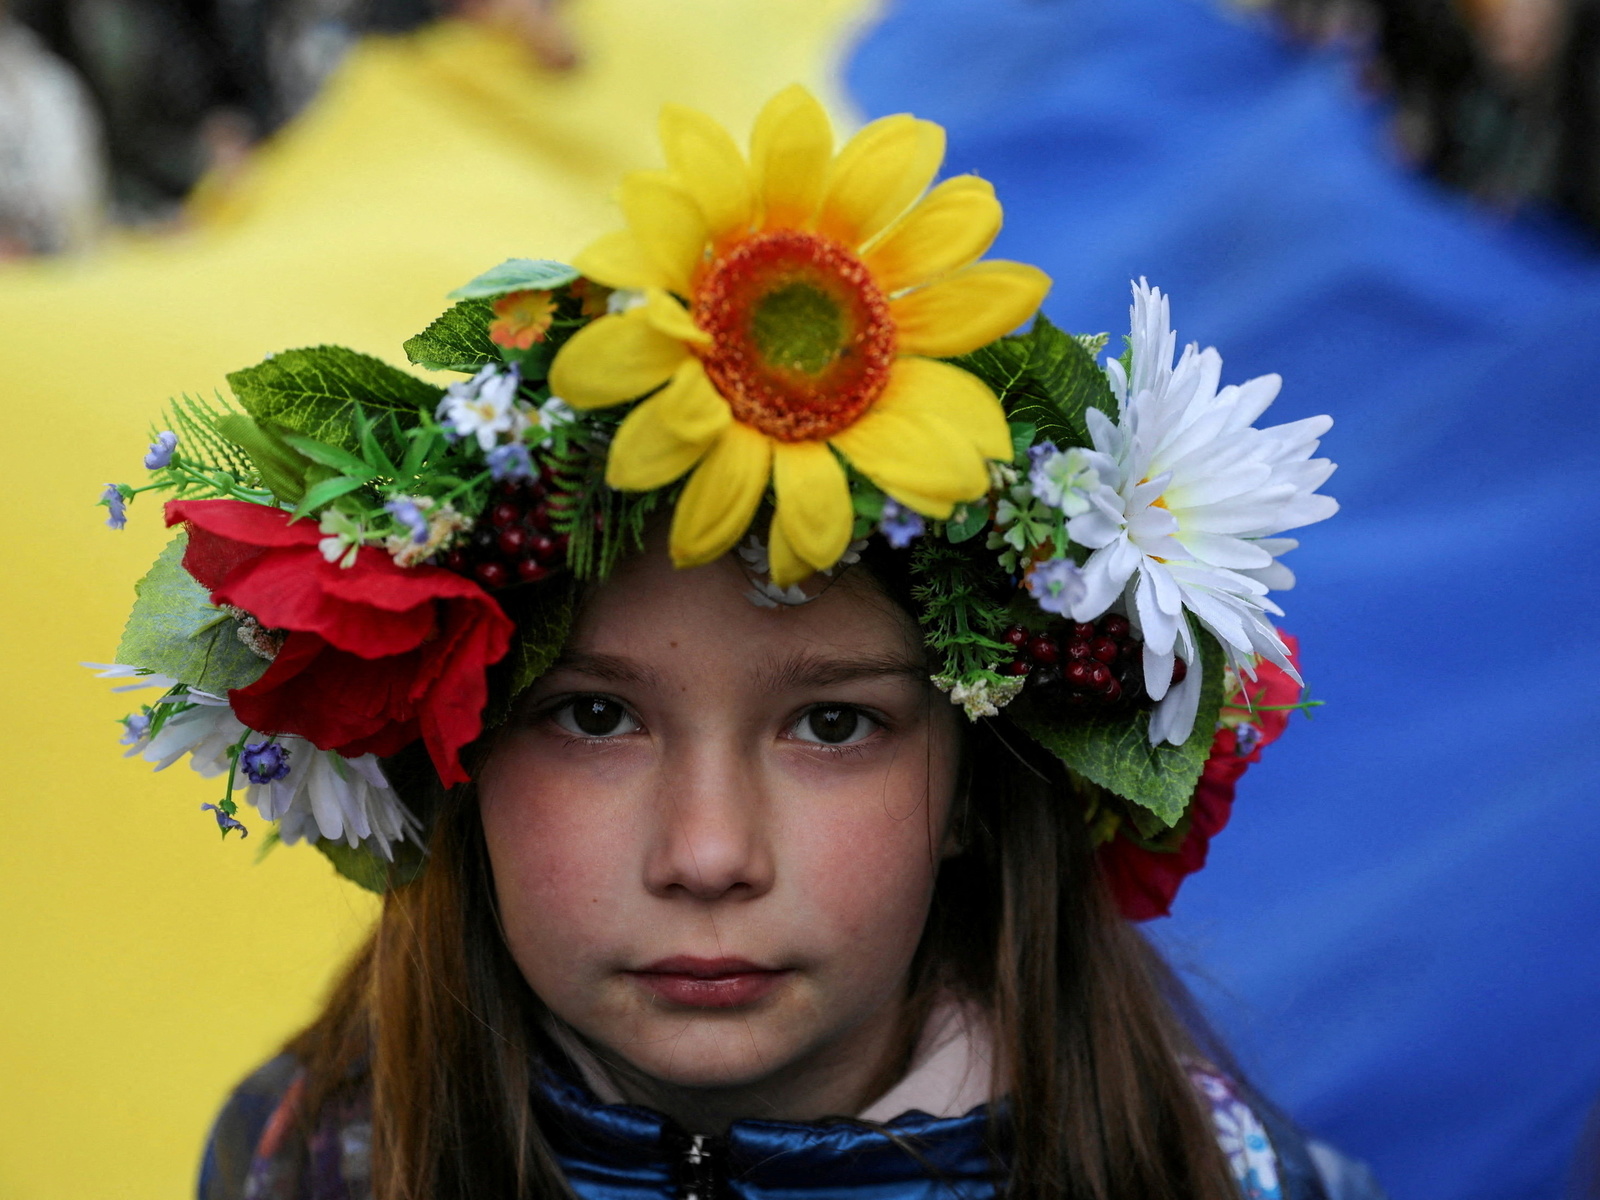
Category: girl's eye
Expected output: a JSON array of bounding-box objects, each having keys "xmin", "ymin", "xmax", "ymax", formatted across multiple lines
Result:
[
  {"xmin": 553, "ymin": 696, "xmax": 639, "ymax": 739},
  {"xmin": 792, "ymin": 705, "xmax": 877, "ymax": 746}
]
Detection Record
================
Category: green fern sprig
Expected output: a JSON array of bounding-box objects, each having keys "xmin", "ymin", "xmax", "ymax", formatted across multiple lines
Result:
[
  {"xmin": 909, "ymin": 540, "xmax": 1013, "ymax": 680},
  {"xmin": 159, "ymin": 392, "xmax": 255, "ymax": 480}
]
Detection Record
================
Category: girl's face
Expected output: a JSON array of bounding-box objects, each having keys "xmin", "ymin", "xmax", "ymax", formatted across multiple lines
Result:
[{"xmin": 479, "ymin": 543, "xmax": 960, "ymax": 1127}]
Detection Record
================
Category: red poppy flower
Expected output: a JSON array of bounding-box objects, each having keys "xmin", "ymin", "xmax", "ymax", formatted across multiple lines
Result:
[
  {"xmin": 1099, "ymin": 636, "xmax": 1303, "ymax": 921},
  {"xmin": 166, "ymin": 499, "xmax": 514, "ymax": 786}
]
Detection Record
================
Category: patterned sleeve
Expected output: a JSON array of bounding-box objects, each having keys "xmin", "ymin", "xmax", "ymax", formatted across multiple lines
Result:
[
  {"xmin": 1189, "ymin": 1066, "xmax": 1287, "ymax": 1200},
  {"xmin": 1188, "ymin": 1065, "xmax": 1389, "ymax": 1200},
  {"xmin": 198, "ymin": 1056, "xmax": 302, "ymax": 1200}
]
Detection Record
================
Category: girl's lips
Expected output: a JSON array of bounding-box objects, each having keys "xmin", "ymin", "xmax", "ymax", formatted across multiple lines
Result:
[{"xmin": 629, "ymin": 957, "xmax": 791, "ymax": 1009}]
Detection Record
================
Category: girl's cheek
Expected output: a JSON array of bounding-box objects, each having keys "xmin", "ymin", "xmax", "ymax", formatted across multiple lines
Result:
[{"xmin": 480, "ymin": 743, "xmax": 649, "ymax": 946}]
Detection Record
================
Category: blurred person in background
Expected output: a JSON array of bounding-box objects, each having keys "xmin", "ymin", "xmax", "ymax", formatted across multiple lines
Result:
[
  {"xmin": 0, "ymin": 0, "xmax": 107, "ymax": 254},
  {"xmin": 7, "ymin": 0, "xmax": 575, "ymax": 229},
  {"xmin": 1265, "ymin": 0, "xmax": 1600, "ymax": 232}
]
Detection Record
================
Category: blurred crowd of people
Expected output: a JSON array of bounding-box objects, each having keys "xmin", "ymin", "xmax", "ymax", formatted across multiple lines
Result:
[
  {"xmin": 2, "ymin": 0, "xmax": 1599, "ymax": 258},
  {"xmin": 0, "ymin": 0, "xmax": 574, "ymax": 254}
]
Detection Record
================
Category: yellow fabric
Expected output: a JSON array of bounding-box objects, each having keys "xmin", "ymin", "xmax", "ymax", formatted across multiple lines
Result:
[{"xmin": 0, "ymin": 5, "xmax": 874, "ymax": 1198}]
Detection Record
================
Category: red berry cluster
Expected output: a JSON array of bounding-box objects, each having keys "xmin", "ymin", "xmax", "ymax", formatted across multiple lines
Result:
[
  {"xmin": 1002, "ymin": 613, "xmax": 1186, "ymax": 709},
  {"xmin": 441, "ymin": 477, "xmax": 568, "ymax": 590}
]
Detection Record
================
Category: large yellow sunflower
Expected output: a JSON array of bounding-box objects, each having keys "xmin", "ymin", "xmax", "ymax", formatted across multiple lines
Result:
[{"xmin": 548, "ymin": 84, "xmax": 1051, "ymax": 586}]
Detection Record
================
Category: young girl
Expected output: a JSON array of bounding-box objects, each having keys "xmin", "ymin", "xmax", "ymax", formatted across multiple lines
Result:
[{"xmin": 96, "ymin": 86, "xmax": 1360, "ymax": 1200}]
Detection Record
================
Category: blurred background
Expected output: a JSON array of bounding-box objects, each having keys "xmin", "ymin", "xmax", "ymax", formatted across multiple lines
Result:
[{"xmin": 1, "ymin": 1, "xmax": 1597, "ymax": 1198}]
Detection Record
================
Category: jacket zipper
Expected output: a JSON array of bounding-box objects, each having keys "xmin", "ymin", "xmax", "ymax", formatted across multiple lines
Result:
[{"xmin": 676, "ymin": 1131, "xmax": 725, "ymax": 1200}]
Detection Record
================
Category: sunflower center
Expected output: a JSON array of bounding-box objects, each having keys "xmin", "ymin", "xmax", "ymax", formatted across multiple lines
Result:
[{"xmin": 693, "ymin": 230, "xmax": 895, "ymax": 442}]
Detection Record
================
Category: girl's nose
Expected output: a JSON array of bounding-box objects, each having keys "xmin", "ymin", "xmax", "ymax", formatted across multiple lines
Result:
[{"xmin": 643, "ymin": 746, "xmax": 775, "ymax": 902}]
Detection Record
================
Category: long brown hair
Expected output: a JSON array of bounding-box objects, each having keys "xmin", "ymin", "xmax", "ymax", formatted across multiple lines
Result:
[{"xmin": 288, "ymin": 553, "xmax": 1241, "ymax": 1200}]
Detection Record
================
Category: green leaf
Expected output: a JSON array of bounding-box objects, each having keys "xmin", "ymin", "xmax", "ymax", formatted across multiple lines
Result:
[
  {"xmin": 403, "ymin": 299, "xmax": 499, "ymax": 373},
  {"xmin": 447, "ymin": 258, "xmax": 579, "ymax": 300},
  {"xmin": 357, "ymin": 410, "xmax": 399, "ymax": 479},
  {"xmin": 510, "ymin": 580, "xmax": 577, "ymax": 698},
  {"xmin": 290, "ymin": 475, "xmax": 370, "ymax": 519},
  {"xmin": 280, "ymin": 432, "xmax": 377, "ymax": 479},
  {"xmin": 216, "ymin": 414, "xmax": 313, "ymax": 504},
  {"xmin": 851, "ymin": 487, "xmax": 887, "ymax": 522},
  {"xmin": 945, "ymin": 502, "xmax": 988, "ymax": 544},
  {"xmin": 114, "ymin": 533, "xmax": 269, "ymax": 694},
  {"xmin": 950, "ymin": 315, "xmax": 1116, "ymax": 451},
  {"xmin": 1008, "ymin": 632, "xmax": 1228, "ymax": 827},
  {"xmin": 163, "ymin": 393, "xmax": 254, "ymax": 479},
  {"xmin": 314, "ymin": 835, "xmax": 426, "ymax": 894},
  {"xmin": 1008, "ymin": 420, "xmax": 1038, "ymax": 465},
  {"xmin": 227, "ymin": 346, "xmax": 441, "ymax": 454}
]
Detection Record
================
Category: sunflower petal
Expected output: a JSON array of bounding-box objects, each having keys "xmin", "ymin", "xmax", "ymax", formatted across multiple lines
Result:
[
  {"xmin": 749, "ymin": 84, "xmax": 833, "ymax": 230},
  {"xmin": 659, "ymin": 103, "xmax": 754, "ymax": 241},
  {"xmin": 871, "ymin": 484, "xmax": 959, "ymax": 518},
  {"xmin": 772, "ymin": 441, "xmax": 852, "ymax": 573},
  {"xmin": 816, "ymin": 115, "xmax": 945, "ymax": 249},
  {"xmin": 652, "ymin": 359, "xmax": 730, "ymax": 443},
  {"xmin": 890, "ymin": 260, "xmax": 1052, "ymax": 358},
  {"xmin": 618, "ymin": 170, "xmax": 708, "ymax": 295},
  {"xmin": 573, "ymin": 229, "xmax": 669, "ymax": 292},
  {"xmin": 829, "ymin": 403, "xmax": 988, "ymax": 517},
  {"xmin": 605, "ymin": 395, "xmax": 714, "ymax": 492},
  {"xmin": 863, "ymin": 176, "xmax": 1001, "ymax": 292},
  {"xmin": 548, "ymin": 309, "xmax": 687, "ymax": 409},
  {"xmin": 670, "ymin": 422, "xmax": 773, "ymax": 568},
  {"xmin": 883, "ymin": 357, "xmax": 1012, "ymax": 461},
  {"xmin": 767, "ymin": 514, "xmax": 811, "ymax": 588},
  {"xmin": 642, "ymin": 288, "xmax": 710, "ymax": 345}
]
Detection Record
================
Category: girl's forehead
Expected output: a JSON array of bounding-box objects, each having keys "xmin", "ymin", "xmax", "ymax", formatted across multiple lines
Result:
[{"xmin": 572, "ymin": 546, "xmax": 918, "ymax": 661}]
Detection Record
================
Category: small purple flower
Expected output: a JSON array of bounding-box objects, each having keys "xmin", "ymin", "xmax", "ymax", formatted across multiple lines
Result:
[
  {"xmin": 878, "ymin": 498, "xmax": 926, "ymax": 549},
  {"xmin": 487, "ymin": 441, "xmax": 535, "ymax": 482},
  {"xmin": 100, "ymin": 483, "xmax": 128, "ymax": 530},
  {"xmin": 1026, "ymin": 557, "xmax": 1087, "ymax": 616},
  {"xmin": 1027, "ymin": 439, "xmax": 1059, "ymax": 469},
  {"xmin": 384, "ymin": 497, "xmax": 430, "ymax": 545},
  {"xmin": 144, "ymin": 430, "xmax": 178, "ymax": 469},
  {"xmin": 1234, "ymin": 723, "xmax": 1264, "ymax": 756},
  {"xmin": 200, "ymin": 803, "xmax": 249, "ymax": 838},
  {"xmin": 239, "ymin": 741, "xmax": 291, "ymax": 784},
  {"xmin": 119, "ymin": 712, "xmax": 151, "ymax": 746}
]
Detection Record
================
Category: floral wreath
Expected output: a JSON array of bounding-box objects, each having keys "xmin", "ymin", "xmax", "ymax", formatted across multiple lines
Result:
[{"xmin": 90, "ymin": 86, "xmax": 1336, "ymax": 918}]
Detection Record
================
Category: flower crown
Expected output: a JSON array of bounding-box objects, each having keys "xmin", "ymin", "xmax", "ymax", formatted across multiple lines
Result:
[{"xmin": 92, "ymin": 86, "xmax": 1336, "ymax": 916}]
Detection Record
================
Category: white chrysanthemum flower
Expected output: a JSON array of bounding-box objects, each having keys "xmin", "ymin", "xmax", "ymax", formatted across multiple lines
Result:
[
  {"xmin": 94, "ymin": 669, "xmax": 419, "ymax": 858},
  {"xmin": 249, "ymin": 739, "xmax": 420, "ymax": 860},
  {"xmin": 137, "ymin": 693, "xmax": 244, "ymax": 773},
  {"xmin": 84, "ymin": 662, "xmax": 180, "ymax": 692},
  {"xmin": 437, "ymin": 363, "xmax": 529, "ymax": 452},
  {"xmin": 1066, "ymin": 280, "xmax": 1338, "ymax": 745}
]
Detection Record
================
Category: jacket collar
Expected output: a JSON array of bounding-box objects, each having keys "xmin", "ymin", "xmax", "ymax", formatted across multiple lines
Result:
[{"xmin": 535, "ymin": 999, "xmax": 1003, "ymax": 1198}]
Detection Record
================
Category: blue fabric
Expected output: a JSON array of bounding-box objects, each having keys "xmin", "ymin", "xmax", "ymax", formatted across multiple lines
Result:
[{"xmin": 846, "ymin": 5, "xmax": 1600, "ymax": 1200}]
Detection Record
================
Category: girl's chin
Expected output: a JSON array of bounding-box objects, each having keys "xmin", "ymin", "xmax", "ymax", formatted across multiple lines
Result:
[{"xmin": 608, "ymin": 1011, "xmax": 824, "ymax": 1090}]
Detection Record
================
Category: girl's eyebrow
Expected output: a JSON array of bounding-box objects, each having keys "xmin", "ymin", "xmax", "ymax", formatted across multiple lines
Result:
[
  {"xmin": 547, "ymin": 651, "xmax": 664, "ymax": 687},
  {"xmin": 758, "ymin": 650, "xmax": 927, "ymax": 692},
  {"xmin": 546, "ymin": 649, "xmax": 925, "ymax": 692}
]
